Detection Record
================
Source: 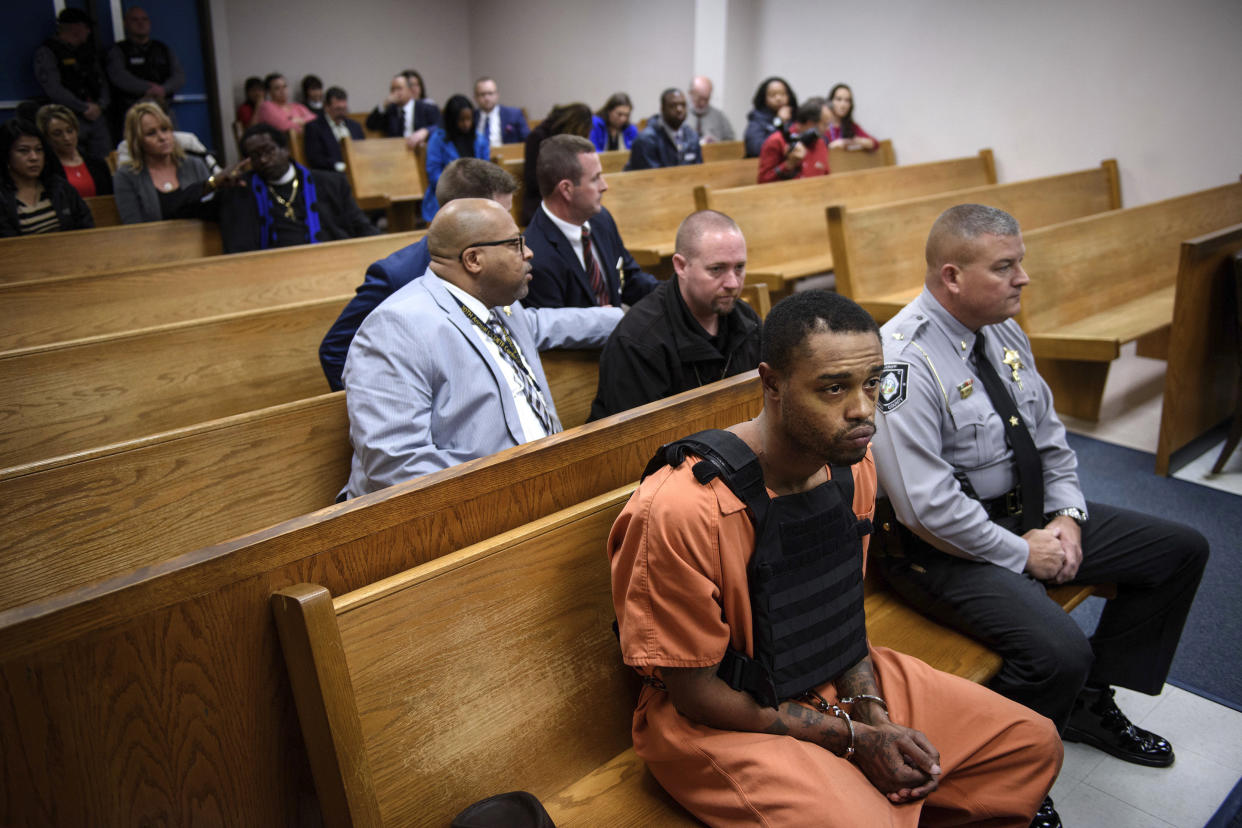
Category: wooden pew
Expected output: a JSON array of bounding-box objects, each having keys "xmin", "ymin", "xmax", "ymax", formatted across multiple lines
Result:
[
  {"xmin": 603, "ymin": 158, "xmax": 759, "ymax": 266},
  {"xmin": 271, "ymin": 485, "xmax": 1096, "ymax": 826},
  {"xmin": 700, "ymin": 139, "xmax": 744, "ymax": 163},
  {"xmin": 0, "ymin": 231, "xmax": 424, "ymax": 350},
  {"xmin": 0, "ymin": 219, "xmax": 222, "ymax": 284},
  {"xmin": 350, "ymin": 111, "xmax": 386, "ymax": 140},
  {"xmin": 1016, "ymin": 180, "xmax": 1242, "ymax": 421},
  {"xmin": 288, "ymin": 128, "xmax": 307, "ymax": 166},
  {"xmin": 829, "ymin": 138, "xmax": 897, "ymax": 173},
  {"xmin": 490, "ymin": 141, "xmax": 525, "ymax": 164},
  {"xmin": 0, "ymin": 298, "xmax": 344, "ymax": 468},
  {"xmin": 342, "ymin": 136, "xmax": 427, "ymax": 230},
  {"xmin": 0, "ymin": 375, "xmax": 763, "ymax": 827},
  {"xmin": 1155, "ymin": 223, "xmax": 1242, "ymax": 474},
  {"xmin": 697, "ymin": 149, "xmax": 997, "ymax": 296},
  {"xmin": 83, "ymin": 195, "xmax": 120, "ymax": 227},
  {"xmin": 0, "ymin": 346, "xmax": 601, "ymax": 614},
  {"xmin": 831, "ymin": 160, "xmax": 1122, "ymax": 323}
]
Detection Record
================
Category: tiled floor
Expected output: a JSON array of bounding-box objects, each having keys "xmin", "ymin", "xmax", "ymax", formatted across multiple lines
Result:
[{"xmin": 1052, "ymin": 345, "xmax": 1242, "ymax": 826}]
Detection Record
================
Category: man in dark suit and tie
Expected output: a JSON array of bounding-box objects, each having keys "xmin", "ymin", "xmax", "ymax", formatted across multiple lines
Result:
[
  {"xmin": 304, "ymin": 86, "xmax": 364, "ymax": 173},
  {"xmin": 365, "ymin": 72, "xmax": 439, "ymax": 149},
  {"xmin": 473, "ymin": 77, "xmax": 529, "ymax": 146},
  {"xmin": 523, "ymin": 134, "xmax": 658, "ymax": 309}
]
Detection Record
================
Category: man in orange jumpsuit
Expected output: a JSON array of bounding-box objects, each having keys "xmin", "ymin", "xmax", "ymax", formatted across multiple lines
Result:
[{"xmin": 609, "ymin": 290, "xmax": 1063, "ymax": 827}]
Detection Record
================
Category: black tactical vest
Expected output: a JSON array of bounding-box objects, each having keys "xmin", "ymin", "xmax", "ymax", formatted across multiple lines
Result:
[
  {"xmin": 642, "ymin": 429, "xmax": 872, "ymax": 709},
  {"xmin": 116, "ymin": 39, "xmax": 173, "ymax": 85},
  {"xmin": 42, "ymin": 37, "xmax": 102, "ymax": 102}
]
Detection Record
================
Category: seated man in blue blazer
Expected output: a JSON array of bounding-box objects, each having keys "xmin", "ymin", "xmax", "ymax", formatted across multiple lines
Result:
[
  {"xmin": 364, "ymin": 72, "xmax": 440, "ymax": 148},
  {"xmin": 473, "ymin": 76, "xmax": 529, "ymax": 146},
  {"xmin": 524, "ymin": 134, "xmax": 659, "ymax": 309},
  {"xmin": 342, "ymin": 198, "xmax": 622, "ymax": 497},
  {"xmin": 624, "ymin": 88, "xmax": 703, "ymax": 171},
  {"xmin": 319, "ymin": 157, "xmax": 519, "ymax": 390},
  {"xmin": 304, "ymin": 86, "xmax": 364, "ymax": 173}
]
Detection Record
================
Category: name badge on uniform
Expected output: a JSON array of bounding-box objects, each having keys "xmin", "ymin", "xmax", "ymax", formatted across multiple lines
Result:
[
  {"xmin": 1002, "ymin": 348, "xmax": 1025, "ymax": 390},
  {"xmin": 878, "ymin": 363, "xmax": 909, "ymax": 413},
  {"xmin": 130, "ymin": 56, "xmax": 146, "ymax": 65}
]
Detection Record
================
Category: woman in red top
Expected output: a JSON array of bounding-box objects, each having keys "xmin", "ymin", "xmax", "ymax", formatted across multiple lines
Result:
[
  {"xmin": 826, "ymin": 84, "xmax": 878, "ymax": 151},
  {"xmin": 235, "ymin": 76, "xmax": 265, "ymax": 127},
  {"xmin": 36, "ymin": 104, "xmax": 113, "ymax": 197}
]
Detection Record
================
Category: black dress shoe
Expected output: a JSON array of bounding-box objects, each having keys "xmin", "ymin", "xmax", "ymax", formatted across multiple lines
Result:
[
  {"xmin": 1030, "ymin": 795, "xmax": 1061, "ymax": 828},
  {"xmin": 1063, "ymin": 686, "xmax": 1175, "ymax": 767}
]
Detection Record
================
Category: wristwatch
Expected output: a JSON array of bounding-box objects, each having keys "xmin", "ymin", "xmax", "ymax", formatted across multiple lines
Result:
[{"xmin": 1046, "ymin": 507, "xmax": 1088, "ymax": 525}]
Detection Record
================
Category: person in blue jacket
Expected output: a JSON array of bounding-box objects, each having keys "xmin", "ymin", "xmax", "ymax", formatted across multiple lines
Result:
[
  {"xmin": 589, "ymin": 92, "xmax": 637, "ymax": 152},
  {"xmin": 318, "ymin": 158, "xmax": 518, "ymax": 390},
  {"xmin": 422, "ymin": 94, "xmax": 490, "ymax": 222}
]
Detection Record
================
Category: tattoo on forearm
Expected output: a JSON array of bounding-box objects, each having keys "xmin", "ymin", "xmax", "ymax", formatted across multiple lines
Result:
[{"xmin": 837, "ymin": 657, "xmax": 879, "ymax": 699}]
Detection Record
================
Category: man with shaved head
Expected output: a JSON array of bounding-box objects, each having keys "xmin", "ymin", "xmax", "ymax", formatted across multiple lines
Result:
[
  {"xmin": 588, "ymin": 210, "xmax": 762, "ymax": 420},
  {"xmin": 341, "ymin": 198, "xmax": 622, "ymax": 497},
  {"xmin": 871, "ymin": 204, "xmax": 1208, "ymax": 827}
]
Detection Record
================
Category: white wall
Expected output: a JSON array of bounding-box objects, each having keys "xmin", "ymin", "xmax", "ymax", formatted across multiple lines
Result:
[
  {"xmin": 207, "ymin": 0, "xmax": 1240, "ymax": 203},
  {"xmin": 750, "ymin": 0, "xmax": 1242, "ymax": 205}
]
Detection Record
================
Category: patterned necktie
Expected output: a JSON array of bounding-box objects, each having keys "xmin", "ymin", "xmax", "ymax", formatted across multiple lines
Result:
[
  {"xmin": 486, "ymin": 310, "xmax": 559, "ymax": 435},
  {"xmin": 580, "ymin": 225, "xmax": 611, "ymax": 307},
  {"xmin": 972, "ymin": 332, "xmax": 1044, "ymax": 531}
]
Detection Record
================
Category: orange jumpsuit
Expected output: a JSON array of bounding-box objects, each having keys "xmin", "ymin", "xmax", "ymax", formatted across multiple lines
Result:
[{"xmin": 608, "ymin": 449, "xmax": 1061, "ymax": 827}]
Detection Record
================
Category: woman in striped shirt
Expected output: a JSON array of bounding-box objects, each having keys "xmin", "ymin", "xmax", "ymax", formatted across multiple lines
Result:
[{"xmin": 0, "ymin": 119, "xmax": 93, "ymax": 237}]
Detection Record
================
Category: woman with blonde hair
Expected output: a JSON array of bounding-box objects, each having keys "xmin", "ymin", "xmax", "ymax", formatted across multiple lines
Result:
[
  {"xmin": 113, "ymin": 101, "xmax": 214, "ymax": 223},
  {"xmin": 36, "ymin": 104, "xmax": 113, "ymax": 197}
]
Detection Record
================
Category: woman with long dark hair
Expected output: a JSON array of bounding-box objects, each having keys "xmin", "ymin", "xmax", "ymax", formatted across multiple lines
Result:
[
  {"xmin": 0, "ymin": 118, "xmax": 93, "ymax": 236},
  {"xmin": 743, "ymin": 76, "xmax": 797, "ymax": 157},
  {"xmin": 589, "ymin": 93, "xmax": 637, "ymax": 152},
  {"xmin": 520, "ymin": 102, "xmax": 592, "ymax": 225},
  {"xmin": 422, "ymin": 94, "xmax": 490, "ymax": 222},
  {"xmin": 825, "ymin": 83, "xmax": 877, "ymax": 151}
]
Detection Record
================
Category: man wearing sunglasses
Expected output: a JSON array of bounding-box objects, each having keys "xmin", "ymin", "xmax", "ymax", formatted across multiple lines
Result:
[{"xmin": 341, "ymin": 198, "xmax": 622, "ymax": 498}]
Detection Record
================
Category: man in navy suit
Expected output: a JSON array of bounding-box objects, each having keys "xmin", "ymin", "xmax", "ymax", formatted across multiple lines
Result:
[
  {"xmin": 319, "ymin": 158, "xmax": 519, "ymax": 390},
  {"xmin": 365, "ymin": 73, "xmax": 439, "ymax": 148},
  {"xmin": 304, "ymin": 86, "xmax": 364, "ymax": 173},
  {"xmin": 473, "ymin": 76, "xmax": 529, "ymax": 146},
  {"xmin": 341, "ymin": 198, "xmax": 621, "ymax": 497},
  {"xmin": 625, "ymin": 88, "xmax": 703, "ymax": 171},
  {"xmin": 524, "ymin": 134, "xmax": 658, "ymax": 309}
]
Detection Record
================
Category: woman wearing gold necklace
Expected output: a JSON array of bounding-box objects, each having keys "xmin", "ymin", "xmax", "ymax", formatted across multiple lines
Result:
[{"xmin": 113, "ymin": 101, "xmax": 214, "ymax": 223}]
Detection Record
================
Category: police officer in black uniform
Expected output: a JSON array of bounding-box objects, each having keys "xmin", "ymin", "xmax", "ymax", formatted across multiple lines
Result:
[
  {"xmin": 33, "ymin": 8, "xmax": 112, "ymax": 158},
  {"xmin": 106, "ymin": 6, "xmax": 186, "ymax": 142}
]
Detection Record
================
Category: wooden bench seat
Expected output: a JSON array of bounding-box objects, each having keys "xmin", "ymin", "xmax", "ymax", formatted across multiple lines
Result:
[
  {"xmin": 829, "ymin": 160, "xmax": 1122, "ymax": 323},
  {"xmin": 272, "ymin": 483, "xmax": 1097, "ymax": 826},
  {"xmin": 0, "ymin": 375, "xmax": 763, "ymax": 827},
  {"xmin": 0, "ymin": 231, "xmax": 424, "ymax": 350},
  {"xmin": 697, "ymin": 149, "xmax": 997, "ymax": 296},
  {"xmin": 1016, "ymin": 180, "xmax": 1242, "ymax": 420},
  {"xmin": 603, "ymin": 159, "xmax": 759, "ymax": 266},
  {"xmin": 1156, "ymin": 223, "xmax": 1242, "ymax": 474},
  {"xmin": 0, "ymin": 344, "xmax": 601, "ymax": 613},
  {"xmin": 83, "ymin": 194, "xmax": 120, "ymax": 227},
  {"xmin": 0, "ymin": 219, "xmax": 221, "ymax": 284}
]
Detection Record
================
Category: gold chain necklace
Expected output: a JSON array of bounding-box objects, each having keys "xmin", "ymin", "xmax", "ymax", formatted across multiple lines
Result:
[{"xmin": 268, "ymin": 176, "xmax": 300, "ymax": 220}]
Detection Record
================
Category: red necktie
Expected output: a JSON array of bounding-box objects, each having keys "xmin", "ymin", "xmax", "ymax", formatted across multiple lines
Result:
[{"xmin": 580, "ymin": 225, "xmax": 611, "ymax": 307}]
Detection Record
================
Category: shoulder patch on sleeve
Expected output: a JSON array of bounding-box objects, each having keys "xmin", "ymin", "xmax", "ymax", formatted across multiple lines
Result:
[{"xmin": 877, "ymin": 363, "xmax": 910, "ymax": 413}]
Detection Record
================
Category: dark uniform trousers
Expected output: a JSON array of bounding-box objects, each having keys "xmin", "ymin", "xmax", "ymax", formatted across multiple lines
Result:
[{"xmin": 876, "ymin": 501, "xmax": 1208, "ymax": 730}]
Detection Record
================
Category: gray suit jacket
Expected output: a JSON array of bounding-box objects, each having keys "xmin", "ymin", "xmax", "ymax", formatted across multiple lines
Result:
[{"xmin": 343, "ymin": 272, "xmax": 622, "ymax": 497}]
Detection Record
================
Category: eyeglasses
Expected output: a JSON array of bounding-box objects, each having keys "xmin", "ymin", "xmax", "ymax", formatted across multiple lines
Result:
[{"xmin": 458, "ymin": 234, "xmax": 525, "ymax": 263}]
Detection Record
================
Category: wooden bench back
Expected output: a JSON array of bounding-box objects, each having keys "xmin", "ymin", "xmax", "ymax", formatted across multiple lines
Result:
[
  {"xmin": 1018, "ymin": 181, "xmax": 1242, "ymax": 331},
  {"xmin": 829, "ymin": 139, "xmax": 897, "ymax": 173},
  {"xmin": 699, "ymin": 149, "xmax": 996, "ymax": 269},
  {"xmin": 0, "ymin": 375, "xmax": 761, "ymax": 827},
  {"xmin": 0, "ymin": 297, "xmax": 343, "ymax": 468},
  {"xmin": 288, "ymin": 128, "xmax": 308, "ymax": 166},
  {"xmin": 1156, "ymin": 223, "xmax": 1242, "ymax": 474},
  {"xmin": 0, "ymin": 231, "xmax": 423, "ymax": 350},
  {"xmin": 490, "ymin": 141, "xmax": 525, "ymax": 164},
  {"xmin": 604, "ymin": 158, "xmax": 759, "ymax": 261},
  {"xmin": 0, "ymin": 347, "xmax": 603, "ymax": 614},
  {"xmin": 350, "ymin": 111, "xmax": 386, "ymax": 140},
  {"xmin": 273, "ymin": 486, "xmax": 639, "ymax": 827},
  {"xmin": 84, "ymin": 195, "xmax": 121, "ymax": 227},
  {"xmin": 701, "ymin": 139, "xmax": 744, "ymax": 163},
  {"xmin": 343, "ymin": 136, "xmax": 427, "ymax": 209},
  {"xmin": 830, "ymin": 160, "xmax": 1121, "ymax": 320},
  {"xmin": 0, "ymin": 219, "xmax": 222, "ymax": 284}
]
